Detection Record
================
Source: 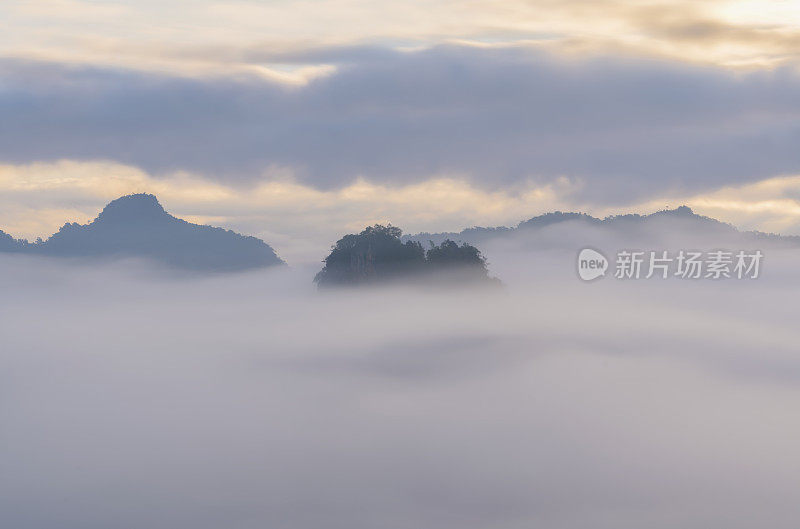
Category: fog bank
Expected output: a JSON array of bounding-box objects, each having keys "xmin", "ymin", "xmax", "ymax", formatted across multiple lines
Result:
[{"xmin": 1, "ymin": 251, "xmax": 799, "ymax": 529}]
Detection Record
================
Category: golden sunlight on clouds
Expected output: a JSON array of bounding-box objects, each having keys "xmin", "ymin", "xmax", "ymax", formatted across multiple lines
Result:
[
  {"xmin": 681, "ymin": 175, "xmax": 800, "ymax": 235},
  {"xmin": 2, "ymin": 160, "xmax": 800, "ymax": 263},
  {"xmin": 622, "ymin": 174, "xmax": 800, "ymax": 236},
  {"xmin": 2, "ymin": 1, "xmax": 800, "ymax": 75},
  {"xmin": 0, "ymin": 160, "xmax": 572, "ymax": 261}
]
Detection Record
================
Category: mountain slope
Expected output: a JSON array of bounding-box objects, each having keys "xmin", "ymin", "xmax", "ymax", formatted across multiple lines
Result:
[
  {"xmin": 0, "ymin": 229, "xmax": 27, "ymax": 252},
  {"xmin": 3, "ymin": 194, "xmax": 283, "ymax": 271},
  {"xmin": 404, "ymin": 206, "xmax": 799, "ymax": 249}
]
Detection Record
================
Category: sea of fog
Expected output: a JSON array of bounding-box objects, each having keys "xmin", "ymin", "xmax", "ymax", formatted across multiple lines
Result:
[{"xmin": 2, "ymin": 243, "xmax": 800, "ymax": 529}]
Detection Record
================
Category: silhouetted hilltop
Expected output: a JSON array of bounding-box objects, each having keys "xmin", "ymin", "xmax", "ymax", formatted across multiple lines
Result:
[
  {"xmin": 404, "ymin": 206, "xmax": 798, "ymax": 248},
  {"xmin": 315, "ymin": 225, "xmax": 498, "ymax": 287},
  {"xmin": 517, "ymin": 211, "xmax": 600, "ymax": 230},
  {"xmin": 601, "ymin": 205, "xmax": 734, "ymax": 232},
  {"xmin": 94, "ymin": 193, "xmax": 172, "ymax": 224},
  {"xmin": 2, "ymin": 194, "xmax": 284, "ymax": 271},
  {"xmin": 0, "ymin": 229, "xmax": 27, "ymax": 252}
]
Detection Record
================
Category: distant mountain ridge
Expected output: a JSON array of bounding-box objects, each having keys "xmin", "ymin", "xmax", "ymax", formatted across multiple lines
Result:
[
  {"xmin": 404, "ymin": 206, "xmax": 800, "ymax": 248},
  {"xmin": 0, "ymin": 194, "xmax": 283, "ymax": 271},
  {"xmin": 4, "ymin": 202, "xmax": 799, "ymax": 271},
  {"xmin": 0, "ymin": 228, "xmax": 25, "ymax": 252}
]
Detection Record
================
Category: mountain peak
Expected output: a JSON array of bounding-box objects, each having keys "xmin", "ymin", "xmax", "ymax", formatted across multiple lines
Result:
[
  {"xmin": 10, "ymin": 193, "xmax": 284, "ymax": 270},
  {"xmin": 654, "ymin": 205, "xmax": 695, "ymax": 217},
  {"xmin": 95, "ymin": 193, "xmax": 169, "ymax": 224}
]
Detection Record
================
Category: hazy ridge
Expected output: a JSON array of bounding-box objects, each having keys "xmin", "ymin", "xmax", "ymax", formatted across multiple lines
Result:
[{"xmin": 0, "ymin": 194, "xmax": 284, "ymax": 271}]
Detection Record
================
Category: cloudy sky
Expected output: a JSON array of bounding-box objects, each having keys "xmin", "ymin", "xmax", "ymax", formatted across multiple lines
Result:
[{"xmin": 3, "ymin": 0, "xmax": 800, "ymax": 261}]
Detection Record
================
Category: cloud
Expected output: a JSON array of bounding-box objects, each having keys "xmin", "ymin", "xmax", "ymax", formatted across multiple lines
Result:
[
  {"xmin": 0, "ymin": 160, "xmax": 579, "ymax": 263},
  {"xmin": 3, "ymin": 47, "xmax": 800, "ymax": 204},
  {"xmin": 5, "ymin": 0, "xmax": 800, "ymax": 71},
  {"xmin": 3, "ymin": 159, "xmax": 800, "ymax": 265},
  {"xmin": 2, "ymin": 251, "xmax": 800, "ymax": 528}
]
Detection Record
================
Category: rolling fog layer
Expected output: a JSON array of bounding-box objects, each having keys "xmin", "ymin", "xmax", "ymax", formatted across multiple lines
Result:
[{"xmin": 2, "ymin": 242, "xmax": 800, "ymax": 529}]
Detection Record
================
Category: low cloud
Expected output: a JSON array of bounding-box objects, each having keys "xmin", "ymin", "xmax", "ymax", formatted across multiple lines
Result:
[{"xmin": 1, "ymin": 246, "xmax": 800, "ymax": 528}]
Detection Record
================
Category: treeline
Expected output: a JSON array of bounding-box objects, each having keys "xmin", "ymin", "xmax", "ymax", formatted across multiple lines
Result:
[{"xmin": 314, "ymin": 225, "xmax": 499, "ymax": 287}]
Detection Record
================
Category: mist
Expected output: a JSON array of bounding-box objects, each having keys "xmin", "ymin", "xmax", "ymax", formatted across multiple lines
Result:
[{"xmin": 2, "ymin": 244, "xmax": 800, "ymax": 529}]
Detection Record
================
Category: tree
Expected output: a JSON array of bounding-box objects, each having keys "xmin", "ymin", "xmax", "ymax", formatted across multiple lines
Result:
[
  {"xmin": 425, "ymin": 239, "xmax": 489, "ymax": 275},
  {"xmin": 314, "ymin": 225, "xmax": 425, "ymax": 286},
  {"xmin": 315, "ymin": 226, "xmax": 499, "ymax": 287}
]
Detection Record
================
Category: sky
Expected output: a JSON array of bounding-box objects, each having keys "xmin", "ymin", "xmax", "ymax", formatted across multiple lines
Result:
[{"xmin": 3, "ymin": 0, "xmax": 800, "ymax": 262}]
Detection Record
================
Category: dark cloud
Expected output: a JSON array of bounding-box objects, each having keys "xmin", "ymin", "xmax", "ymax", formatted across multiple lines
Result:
[{"xmin": 3, "ymin": 46, "xmax": 800, "ymax": 203}]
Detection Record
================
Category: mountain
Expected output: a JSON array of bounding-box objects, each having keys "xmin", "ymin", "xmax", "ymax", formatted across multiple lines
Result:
[
  {"xmin": 2, "ymin": 194, "xmax": 283, "ymax": 271},
  {"xmin": 404, "ymin": 206, "xmax": 800, "ymax": 250},
  {"xmin": 0, "ymin": 229, "xmax": 27, "ymax": 252}
]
